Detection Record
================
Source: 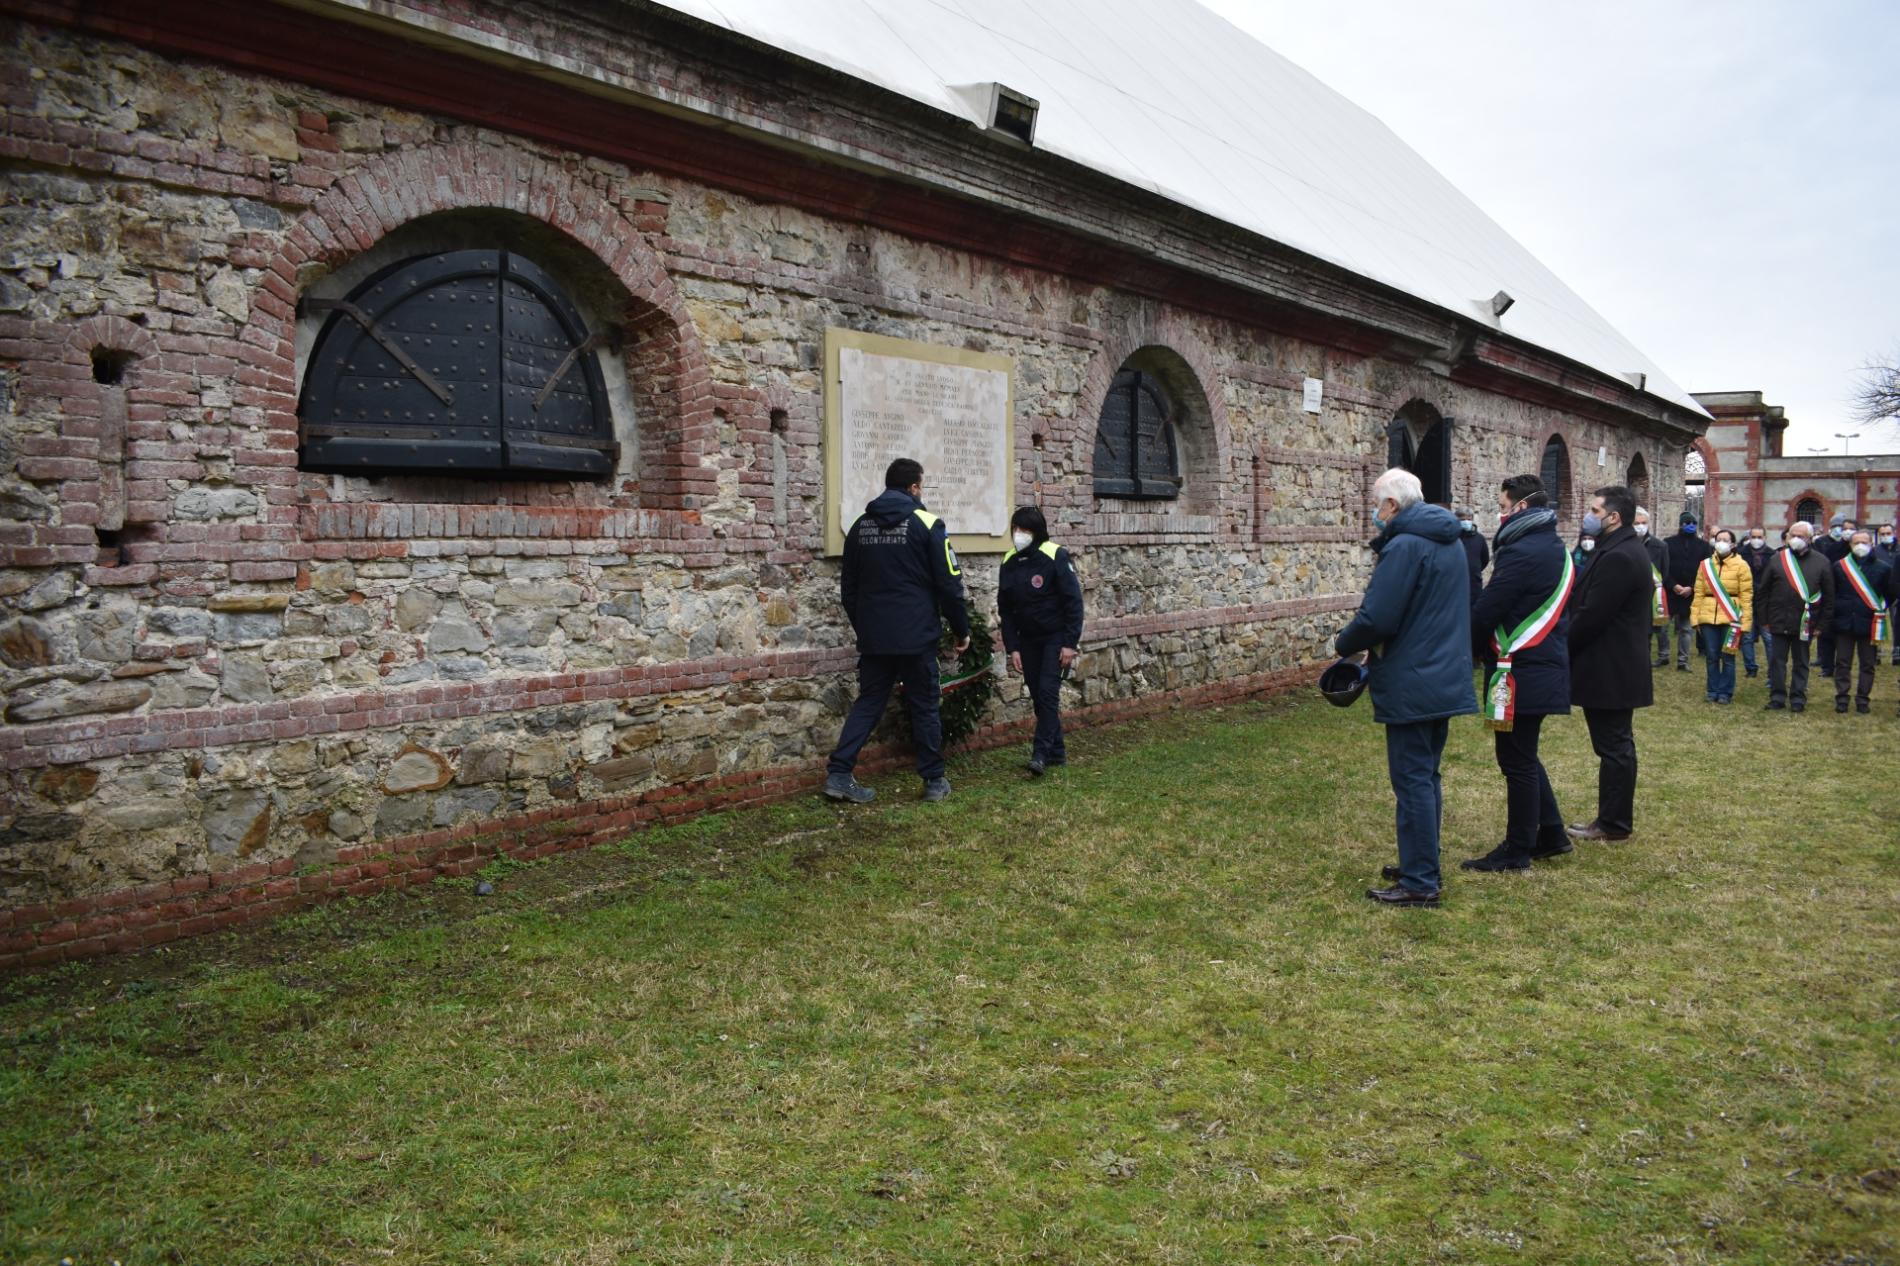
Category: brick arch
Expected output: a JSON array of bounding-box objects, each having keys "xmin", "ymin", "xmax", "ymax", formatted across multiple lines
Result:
[
  {"xmin": 1783, "ymin": 489, "xmax": 1831, "ymax": 529},
  {"xmin": 1532, "ymin": 425, "xmax": 1579, "ymax": 526},
  {"xmin": 1690, "ymin": 435, "xmax": 1718, "ymax": 473},
  {"xmin": 1078, "ymin": 307, "xmax": 1234, "ymax": 516},
  {"xmin": 252, "ymin": 143, "xmax": 729, "ymax": 511}
]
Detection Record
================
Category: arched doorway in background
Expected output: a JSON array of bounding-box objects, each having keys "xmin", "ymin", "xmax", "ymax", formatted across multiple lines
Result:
[
  {"xmin": 1540, "ymin": 434, "xmax": 1573, "ymax": 524},
  {"xmin": 1386, "ymin": 399, "xmax": 1452, "ymax": 505},
  {"xmin": 1626, "ymin": 452, "xmax": 1651, "ymax": 514}
]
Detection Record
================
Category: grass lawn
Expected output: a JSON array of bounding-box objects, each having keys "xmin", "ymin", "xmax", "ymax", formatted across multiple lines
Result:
[{"xmin": 3, "ymin": 664, "xmax": 1898, "ymax": 1265}]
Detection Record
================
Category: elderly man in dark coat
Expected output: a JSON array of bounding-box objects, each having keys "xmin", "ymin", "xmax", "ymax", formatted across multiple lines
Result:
[
  {"xmin": 1829, "ymin": 529, "xmax": 1891, "ymax": 714},
  {"xmin": 1457, "ymin": 507, "xmax": 1490, "ymax": 604},
  {"xmin": 1634, "ymin": 506, "xmax": 1671, "ymax": 667},
  {"xmin": 1464, "ymin": 474, "xmax": 1575, "ymax": 872},
  {"xmin": 1336, "ymin": 468, "xmax": 1477, "ymax": 907},
  {"xmin": 1755, "ymin": 521, "xmax": 1835, "ymax": 713},
  {"xmin": 1662, "ymin": 510, "xmax": 1712, "ymax": 671},
  {"xmin": 1566, "ymin": 485, "xmax": 1654, "ymax": 843}
]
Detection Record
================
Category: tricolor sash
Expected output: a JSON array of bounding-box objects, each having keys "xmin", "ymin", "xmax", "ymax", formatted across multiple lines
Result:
[
  {"xmin": 1699, "ymin": 556, "xmax": 1743, "ymax": 653},
  {"xmin": 1780, "ymin": 549, "xmax": 1818, "ymax": 642},
  {"xmin": 1650, "ymin": 563, "xmax": 1668, "ymax": 626},
  {"xmin": 1841, "ymin": 555, "xmax": 1890, "ymax": 643},
  {"xmin": 1485, "ymin": 549, "xmax": 1577, "ymax": 732}
]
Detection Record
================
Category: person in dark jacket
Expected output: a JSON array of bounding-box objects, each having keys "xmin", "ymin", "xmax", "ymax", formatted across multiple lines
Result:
[
  {"xmin": 1635, "ymin": 507, "xmax": 1672, "ymax": 668},
  {"xmin": 1663, "ymin": 511, "xmax": 1713, "ymax": 671},
  {"xmin": 823, "ymin": 457, "xmax": 971, "ymax": 804},
  {"xmin": 1754, "ymin": 520, "xmax": 1835, "ymax": 712},
  {"xmin": 1457, "ymin": 507, "xmax": 1489, "ymax": 604},
  {"xmin": 1880, "ymin": 521, "xmax": 1900, "ymax": 668},
  {"xmin": 1565, "ymin": 485, "xmax": 1654, "ymax": 843},
  {"xmin": 1464, "ymin": 474, "xmax": 1574, "ymax": 872},
  {"xmin": 1571, "ymin": 530, "xmax": 1599, "ymax": 576},
  {"xmin": 1830, "ymin": 530, "xmax": 1891, "ymax": 714},
  {"xmin": 1737, "ymin": 525, "xmax": 1773, "ymax": 677},
  {"xmin": 1814, "ymin": 514, "xmax": 1857, "ymax": 676},
  {"xmin": 998, "ymin": 505, "xmax": 1084, "ymax": 775},
  {"xmin": 1335, "ymin": 468, "xmax": 1477, "ymax": 907}
]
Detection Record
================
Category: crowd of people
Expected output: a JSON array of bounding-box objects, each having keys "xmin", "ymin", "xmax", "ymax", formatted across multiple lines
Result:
[
  {"xmin": 1342, "ymin": 471, "xmax": 1897, "ymax": 907},
  {"xmin": 812, "ymin": 457, "xmax": 1893, "ymax": 914}
]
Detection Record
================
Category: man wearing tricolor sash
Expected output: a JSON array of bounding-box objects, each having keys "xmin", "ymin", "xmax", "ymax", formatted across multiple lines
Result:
[
  {"xmin": 1827, "ymin": 530, "xmax": 1892, "ymax": 714},
  {"xmin": 1752, "ymin": 521, "xmax": 1834, "ymax": 713},
  {"xmin": 1689, "ymin": 529, "xmax": 1753, "ymax": 705},
  {"xmin": 1462, "ymin": 474, "xmax": 1575, "ymax": 872},
  {"xmin": 1635, "ymin": 507, "xmax": 1671, "ymax": 668}
]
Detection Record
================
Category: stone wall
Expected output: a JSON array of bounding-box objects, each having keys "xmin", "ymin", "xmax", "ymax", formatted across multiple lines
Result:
[{"xmin": 0, "ymin": 22, "xmax": 1691, "ymax": 967}]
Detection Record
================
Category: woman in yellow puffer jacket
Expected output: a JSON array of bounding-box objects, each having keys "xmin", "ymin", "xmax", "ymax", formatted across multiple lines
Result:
[{"xmin": 1690, "ymin": 528, "xmax": 1755, "ymax": 705}]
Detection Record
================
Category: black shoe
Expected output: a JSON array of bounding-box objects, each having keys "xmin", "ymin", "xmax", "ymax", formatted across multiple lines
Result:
[
  {"xmin": 1836, "ymin": 701, "xmax": 1850, "ymax": 714},
  {"xmin": 1567, "ymin": 821, "xmax": 1631, "ymax": 842},
  {"xmin": 1367, "ymin": 884, "xmax": 1439, "ymax": 907},
  {"xmin": 1381, "ymin": 864, "xmax": 1402, "ymax": 881},
  {"xmin": 1857, "ymin": 702, "xmax": 1870, "ymax": 714},
  {"xmin": 1527, "ymin": 836, "xmax": 1575, "ymax": 861},
  {"xmin": 1461, "ymin": 847, "xmax": 1531, "ymax": 873},
  {"xmin": 1745, "ymin": 670, "xmax": 1758, "ymax": 678},
  {"xmin": 1044, "ymin": 755, "xmax": 1067, "ymax": 769},
  {"xmin": 1025, "ymin": 757, "xmax": 1046, "ymax": 776},
  {"xmin": 823, "ymin": 773, "xmax": 875, "ymax": 804},
  {"xmin": 1764, "ymin": 701, "xmax": 1785, "ymax": 710},
  {"xmin": 1676, "ymin": 664, "xmax": 1689, "ymax": 672},
  {"xmin": 922, "ymin": 777, "xmax": 951, "ymax": 802},
  {"xmin": 1790, "ymin": 702, "xmax": 1806, "ymax": 713}
]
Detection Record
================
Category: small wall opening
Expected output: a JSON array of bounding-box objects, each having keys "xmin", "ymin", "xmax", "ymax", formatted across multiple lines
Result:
[{"xmin": 91, "ymin": 347, "xmax": 132, "ymax": 385}]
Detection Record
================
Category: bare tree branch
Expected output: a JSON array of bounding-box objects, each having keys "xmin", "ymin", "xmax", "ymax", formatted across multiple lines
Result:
[{"xmin": 1852, "ymin": 348, "xmax": 1900, "ymax": 425}]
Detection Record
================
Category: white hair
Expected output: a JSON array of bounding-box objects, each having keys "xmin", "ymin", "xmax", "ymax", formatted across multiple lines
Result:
[
  {"xmin": 1371, "ymin": 467, "xmax": 1424, "ymax": 509},
  {"xmin": 1635, "ymin": 506, "xmax": 1650, "ymax": 519}
]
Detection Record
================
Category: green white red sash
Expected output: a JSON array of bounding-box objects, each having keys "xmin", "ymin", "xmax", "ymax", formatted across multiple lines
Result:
[
  {"xmin": 1699, "ymin": 555, "xmax": 1743, "ymax": 652},
  {"xmin": 1841, "ymin": 555, "xmax": 1889, "ymax": 643},
  {"xmin": 1650, "ymin": 563, "xmax": 1668, "ymax": 625},
  {"xmin": 1485, "ymin": 549, "xmax": 1577, "ymax": 731},
  {"xmin": 1780, "ymin": 549, "xmax": 1818, "ymax": 641}
]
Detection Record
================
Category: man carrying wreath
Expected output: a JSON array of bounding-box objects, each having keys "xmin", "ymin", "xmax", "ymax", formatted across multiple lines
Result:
[{"xmin": 1464, "ymin": 473, "xmax": 1575, "ymax": 873}]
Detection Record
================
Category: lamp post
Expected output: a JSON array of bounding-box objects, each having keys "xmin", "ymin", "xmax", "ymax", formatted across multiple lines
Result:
[{"xmin": 1835, "ymin": 431, "xmax": 1860, "ymax": 455}]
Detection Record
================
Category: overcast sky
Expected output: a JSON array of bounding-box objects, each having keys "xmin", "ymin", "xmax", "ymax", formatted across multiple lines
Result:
[{"xmin": 1199, "ymin": 0, "xmax": 1900, "ymax": 456}]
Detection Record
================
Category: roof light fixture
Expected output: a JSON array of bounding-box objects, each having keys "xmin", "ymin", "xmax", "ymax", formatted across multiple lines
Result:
[{"xmin": 1490, "ymin": 290, "xmax": 1514, "ymax": 318}]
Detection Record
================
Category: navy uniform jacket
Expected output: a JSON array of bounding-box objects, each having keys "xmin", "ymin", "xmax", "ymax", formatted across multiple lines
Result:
[
  {"xmin": 840, "ymin": 488, "xmax": 970, "ymax": 656},
  {"xmin": 998, "ymin": 539, "xmax": 1084, "ymax": 653}
]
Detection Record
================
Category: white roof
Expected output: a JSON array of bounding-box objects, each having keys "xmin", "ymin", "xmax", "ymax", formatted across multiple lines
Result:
[{"xmin": 652, "ymin": 0, "xmax": 1703, "ymax": 416}]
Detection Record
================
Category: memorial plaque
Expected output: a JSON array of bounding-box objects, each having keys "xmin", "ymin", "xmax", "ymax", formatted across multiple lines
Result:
[{"xmin": 824, "ymin": 328, "xmax": 1014, "ymax": 555}]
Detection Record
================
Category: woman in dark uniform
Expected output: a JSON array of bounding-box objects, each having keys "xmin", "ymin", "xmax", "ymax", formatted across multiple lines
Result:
[{"xmin": 997, "ymin": 506, "xmax": 1085, "ymax": 775}]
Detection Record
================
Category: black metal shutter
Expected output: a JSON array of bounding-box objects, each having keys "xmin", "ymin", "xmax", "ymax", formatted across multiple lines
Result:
[
  {"xmin": 1386, "ymin": 417, "xmax": 1413, "ymax": 472},
  {"xmin": 1093, "ymin": 370, "xmax": 1139, "ymax": 497},
  {"xmin": 1132, "ymin": 375, "xmax": 1181, "ymax": 498},
  {"xmin": 1429, "ymin": 416, "xmax": 1453, "ymax": 503},
  {"xmin": 500, "ymin": 253, "xmax": 617, "ymax": 478},
  {"xmin": 299, "ymin": 250, "xmax": 614, "ymax": 478}
]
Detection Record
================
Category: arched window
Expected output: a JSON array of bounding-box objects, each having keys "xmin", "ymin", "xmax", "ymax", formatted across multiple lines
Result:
[
  {"xmin": 1626, "ymin": 452, "xmax": 1650, "ymax": 512},
  {"xmin": 1794, "ymin": 497, "xmax": 1823, "ymax": 527},
  {"xmin": 299, "ymin": 249, "xmax": 615, "ymax": 478},
  {"xmin": 1093, "ymin": 368, "xmax": 1182, "ymax": 499},
  {"xmin": 1540, "ymin": 435, "xmax": 1572, "ymax": 520},
  {"xmin": 1386, "ymin": 400, "xmax": 1452, "ymax": 505}
]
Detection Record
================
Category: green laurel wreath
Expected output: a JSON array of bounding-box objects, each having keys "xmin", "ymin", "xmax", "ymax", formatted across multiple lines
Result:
[{"xmin": 937, "ymin": 595, "xmax": 995, "ymax": 748}]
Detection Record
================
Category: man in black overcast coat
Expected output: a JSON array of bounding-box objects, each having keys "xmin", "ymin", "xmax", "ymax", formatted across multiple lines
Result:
[
  {"xmin": 1662, "ymin": 510, "xmax": 1712, "ymax": 672},
  {"xmin": 1566, "ymin": 485, "xmax": 1654, "ymax": 843}
]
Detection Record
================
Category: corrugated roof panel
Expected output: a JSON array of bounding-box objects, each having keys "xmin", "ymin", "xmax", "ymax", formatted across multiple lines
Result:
[{"xmin": 654, "ymin": 0, "xmax": 1702, "ymax": 414}]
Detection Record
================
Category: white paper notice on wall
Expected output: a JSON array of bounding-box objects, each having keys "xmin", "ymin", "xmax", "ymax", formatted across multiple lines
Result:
[
  {"xmin": 1302, "ymin": 377, "xmax": 1323, "ymax": 414},
  {"xmin": 1598, "ymin": 445, "xmax": 1608, "ymax": 466}
]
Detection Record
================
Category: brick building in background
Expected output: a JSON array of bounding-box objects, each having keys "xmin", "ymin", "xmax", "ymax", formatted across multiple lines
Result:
[
  {"xmin": 1693, "ymin": 391, "xmax": 1900, "ymax": 541},
  {"xmin": 0, "ymin": 0, "xmax": 1708, "ymax": 966}
]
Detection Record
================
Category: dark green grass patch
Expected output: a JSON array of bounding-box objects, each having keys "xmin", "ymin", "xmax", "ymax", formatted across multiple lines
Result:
[{"xmin": 4, "ymin": 668, "xmax": 1897, "ymax": 1264}]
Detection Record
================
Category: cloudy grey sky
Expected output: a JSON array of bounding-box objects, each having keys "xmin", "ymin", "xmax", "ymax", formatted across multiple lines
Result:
[{"xmin": 1200, "ymin": 0, "xmax": 1900, "ymax": 455}]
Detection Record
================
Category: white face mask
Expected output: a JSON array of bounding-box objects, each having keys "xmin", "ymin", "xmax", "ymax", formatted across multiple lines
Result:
[
  {"xmin": 1881, "ymin": 535, "xmax": 1895, "ymax": 546},
  {"xmin": 1789, "ymin": 536, "xmax": 1809, "ymax": 552},
  {"xmin": 1580, "ymin": 538, "xmax": 1596, "ymax": 552},
  {"xmin": 1011, "ymin": 530, "xmax": 1033, "ymax": 552},
  {"xmin": 1750, "ymin": 537, "xmax": 1765, "ymax": 548},
  {"xmin": 1852, "ymin": 542, "xmax": 1872, "ymax": 558},
  {"xmin": 1714, "ymin": 540, "xmax": 1732, "ymax": 556},
  {"xmin": 1634, "ymin": 523, "xmax": 1649, "ymax": 537}
]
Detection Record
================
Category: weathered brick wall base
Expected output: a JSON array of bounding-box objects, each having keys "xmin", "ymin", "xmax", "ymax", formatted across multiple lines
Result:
[{"xmin": 0, "ymin": 661, "xmax": 1320, "ymax": 972}]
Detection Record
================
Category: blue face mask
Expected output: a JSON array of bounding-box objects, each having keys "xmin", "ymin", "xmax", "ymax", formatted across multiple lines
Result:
[
  {"xmin": 1371, "ymin": 514, "xmax": 1387, "ymax": 533},
  {"xmin": 1581, "ymin": 512, "xmax": 1603, "ymax": 535},
  {"xmin": 1681, "ymin": 523, "xmax": 1697, "ymax": 534}
]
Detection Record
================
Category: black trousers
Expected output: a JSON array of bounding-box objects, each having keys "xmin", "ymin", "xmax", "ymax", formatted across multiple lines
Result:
[
  {"xmin": 1834, "ymin": 637, "xmax": 1878, "ymax": 707},
  {"xmin": 1493, "ymin": 713, "xmax": 1564, "ymax": 857},
  {"xmin": 1582, "ymin": 707, "xmax": 1637, "ymax": 836},
  {"xmin": 1817, "ymin": 630, "xmax": 1837, "ymax": 677},
  {"xmin": 1766, "ymin": 631, "xmax": 1811, "ymax": 707},
  {"xmin": 1019, "ymin": 638, "xmax": 1067, "ymax": 762},
  {"xmin": 826, "ymin": 650, "xmax": 944, "ymax": 780}
]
